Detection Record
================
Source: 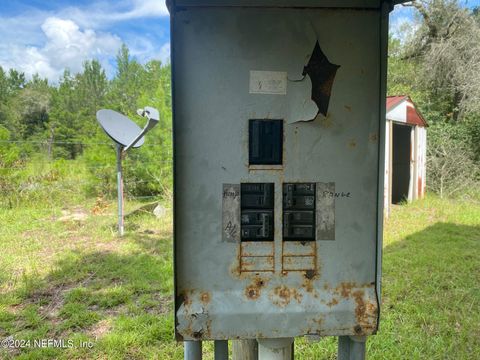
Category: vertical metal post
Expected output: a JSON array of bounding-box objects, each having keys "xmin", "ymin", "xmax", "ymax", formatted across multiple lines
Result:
[
  {"xmin": 338, "ymin": 336, "xmax": 366, "ymax": 360},
  {"xmin": 257, "ymin": 338, "xmax": 293, "ymax": 360},
  {"xmin": 376, "ymin": 0, "xmax": 392, "ymax": 302},
  {"xmin": 233, "ymin": 339, "xmax": 258, "ymax": 360},
  {"xmin": 214, "ymin": 340, "xmax": 228, "ymax": 360},
  {"xmin": 184, "ymin": 341, "xmax": 202, "ymax": 360},
  {"xmin": 116, "ymin": 144, "xmax": 124, "ymax": 236}
]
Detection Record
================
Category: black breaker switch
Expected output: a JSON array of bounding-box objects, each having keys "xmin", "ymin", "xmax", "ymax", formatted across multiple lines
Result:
[
  {"xmin": 249, "ymin": 119, "xmax": 283, "ymax": 165},
  {"xmin": 283, "ymin": 183, "xmax": 316, "ymax": 241},
  {"xmin": 241, "ymin": 183, "xmax": 274, "ymax": 241}
]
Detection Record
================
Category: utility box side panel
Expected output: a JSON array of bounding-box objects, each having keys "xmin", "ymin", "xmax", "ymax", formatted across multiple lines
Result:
[{"xmin": 173, "ymin": 7, "xmax": 381, "ymax": 340}]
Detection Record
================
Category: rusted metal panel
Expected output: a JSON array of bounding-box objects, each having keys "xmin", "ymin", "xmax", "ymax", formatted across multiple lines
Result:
[
  {"xmin": 172, "ymin": 3, "xmax": 383, "ymax": 341},
  {"xmin": 416, "ymin": 126, "xmax": 427, "ymax": 199},
  {"xmin": 282, "ymin": 241, "xmax": 316, "ymax": 256},
  {"xmin": 281, "ymin": 241, "xmax": 316, "ymax": 272},
  {"xmin": 386, "ymin": 95, "xmax": 405, "ymax": 111},
  {"xmin": 241, "ymin": 256, "xmax": 275, "ymax": 272},
  {"xmin": 408, "ymin": 125, "xmax": 414, "ymax": 201},
  {"xmin": 406, "ymin": 101, "xmax": 428, "ymax": 127},
  {"xmin": 282, "ymin": 256, "xmax": 316, "ymax": 271},
  {"xmin": 175, "ymin": 283, "xmax": 379, "ymax": 339},
  {"xmin": 241, "ymin": 241, "xmax": 274, "ymax": 257},
  {"xmin": 386, "ymin": 96, "xmax": 428, "ymax": 127}
]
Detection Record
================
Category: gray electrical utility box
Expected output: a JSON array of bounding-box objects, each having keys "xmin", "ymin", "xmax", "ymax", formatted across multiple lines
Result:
[{"xmin": 169, "ymin": 0, "xmax": 394, "ymax": 341}]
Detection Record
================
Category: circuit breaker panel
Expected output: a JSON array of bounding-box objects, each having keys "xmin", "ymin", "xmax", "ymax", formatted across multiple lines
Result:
[
  {"xmin": 171, "ymin": 0, "xmax": 387, "ymax": 341},
  {"xmin": 241, "ymin": 183, "xmax": 274, "ymax": 241},
  {"xmin": 283, "ymin": 183, "xmax": 316, "ymax": 241}
]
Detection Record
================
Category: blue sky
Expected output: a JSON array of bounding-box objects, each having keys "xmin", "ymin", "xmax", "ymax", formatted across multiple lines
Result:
[
  {"xmin": 0, "ymin": 0, "xmax": 170, "ymax": 81},
  {"xmin": 0, "ymin": 0, "xmax": 479, "ymax": 82}
]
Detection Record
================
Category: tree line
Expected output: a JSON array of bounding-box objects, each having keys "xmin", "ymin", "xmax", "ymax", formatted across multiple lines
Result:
[
  {"xmin": 0, "ymin": 44, "xmax": 172, "ymax": 204},
  {"xmin": 389, "ymin": 0, "xmax": 480, "ymax": 198},
  {"xmin": 1, "ymin": 0, "xmax": 480, "ymax": 205}
]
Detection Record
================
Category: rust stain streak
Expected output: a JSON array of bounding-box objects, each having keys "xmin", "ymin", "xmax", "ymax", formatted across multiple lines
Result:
[
  {"xmin": 282, "ymin": 241, "xmax": 317, "ymax": 273},
  {"xmin": 326, "ymin": 298, "xmax": 339, "ymax": 307},
  {"xmin": 200, "ymin": 292, "xmax": 211, "ymax": 305},
  {"xmin": 245, "ymin": 277, "xmax": 267, "ymax": 300}
]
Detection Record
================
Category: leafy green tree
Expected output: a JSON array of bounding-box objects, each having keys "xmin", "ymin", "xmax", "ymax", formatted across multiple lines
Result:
[
  {"xmin": 0, "ymin": 67, "xmax": 8, "ymax": 103},
  {"xmin": 0, "ymin": 67, "xmax": 27, "ymax": 135},
  {"xmin": 16, "ymin": 74, "xmax": 51, "ymax": 139},
  {"xmin": 0, "ymin": 67, "xmax": 9, "ymax": 128},
  {"xmin": 401, "ymin": 0, "xmax": 480, "ymax": 121},
  {"xmin": 389, "ymin": 0, "xmax": 480, "ymax": 197},
  {"xmin": 109, "ymin": 44, "xmax": 146, "ymax": 115},
  {"xmin": 47, "ymin": 69, "xmax": 81, "ymax": 158},
  {"xmin": 123, "ymin": 60, "xmax": 172, "ymax": 197},
  {"xmin": 77, "ymin": 59, "xmax": 108, "ymax": 116},
  {"xmin": 7, "ymin": 69, "xmax": 26, "ymax": 93}
]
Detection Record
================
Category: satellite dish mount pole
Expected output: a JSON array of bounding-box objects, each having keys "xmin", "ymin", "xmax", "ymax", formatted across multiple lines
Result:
[
  {"xmin": 96, "ymin": 107, "xmax": 160, "ymax": 238},
  {"xmin": 116, "ymin": 143, "xmax": 125, "ymax": 236}
]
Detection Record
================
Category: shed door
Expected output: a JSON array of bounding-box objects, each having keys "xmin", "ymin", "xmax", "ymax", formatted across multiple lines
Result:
[{"xmin": 392, "ymin": 123, "xmax": 412, "ymax": 203}]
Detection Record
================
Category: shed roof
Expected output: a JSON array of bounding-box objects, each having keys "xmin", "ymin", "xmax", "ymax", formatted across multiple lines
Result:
[
  {"xmin": 386, "ymin": 95, "xmax": 428, "ymax": 127},
  {"xmin": 386, "ymin": 95, "xmax": 406, "ymax": 110}
]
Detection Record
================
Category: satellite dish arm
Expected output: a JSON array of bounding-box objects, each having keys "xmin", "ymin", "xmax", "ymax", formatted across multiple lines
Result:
[{"xmin": 123, "ymin": 107, "xmax": 160, "ymax": 152}]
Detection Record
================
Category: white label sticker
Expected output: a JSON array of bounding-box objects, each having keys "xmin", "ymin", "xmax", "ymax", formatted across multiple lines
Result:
[
  {"xmin": 249, "ymin": 70, "xmax": 287, "ymax": 95},
  {"xmin": 222, "ymin": 184, "xmax": 240, "ymax": 243}
]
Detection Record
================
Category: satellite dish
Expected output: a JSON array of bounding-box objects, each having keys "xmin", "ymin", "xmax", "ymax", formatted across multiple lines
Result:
[
  {"xmin": 124, "ymin": 106, "xmax": 160, "ymax": 151},
  {"xmin": 95, "ymin": 107, "xmax": 160, "ymax": 237},
  {"xmin": 96, "ymin": 109, "xmax": 145, "ymax": 148}
]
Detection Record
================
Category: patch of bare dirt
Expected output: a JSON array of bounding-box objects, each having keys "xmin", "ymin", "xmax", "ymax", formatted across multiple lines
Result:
[
  {"xmin": 140, "ymin": 292, "xmax": 172, "ymax": 315},
  {"xmin": 30, "ymin": 273, "xmax": 96, "ymax": 319},
  {"xmin": 88, "ymin": 319, "xmax": 112, "ymax": 339},
  {"xmin": 101, "ymin": 304, "xmax": 129, "ymax": 317},
  {"xmin": 57, "ymin": 207, "xmax": 89, "ymax": 222}
]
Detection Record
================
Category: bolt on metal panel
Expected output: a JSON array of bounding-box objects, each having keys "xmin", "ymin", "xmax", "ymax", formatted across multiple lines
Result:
[{"xmin": 170, "ymin": 1, "xmax": 387, "ymax": 342}]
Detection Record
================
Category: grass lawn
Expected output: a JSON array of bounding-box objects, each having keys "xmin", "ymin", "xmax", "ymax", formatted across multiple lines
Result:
[{"xmin": 0, "ymin": 195, "xmax": 479, "ymax": 359}]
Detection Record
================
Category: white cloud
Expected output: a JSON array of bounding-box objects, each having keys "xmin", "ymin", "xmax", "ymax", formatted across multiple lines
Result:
[
  {"xmin": 110, "ymin": 0, "xmax": 169, "ymax": 20},
  {"xmin": 0, "ymin": 1, "xmax": 170, "ymax": 81},
  {"xmin": 3, "ymin": 46, "xmax": 56, "ymax": 80},
  {"xmin": 56, "ymin": 0, "xmax": 169, "ymax": 29},
  {"xmin": 126, "ymin": 37, "xmax": 171, "ymax": 65},
  {"xmin": 157, "ymin": 43, "xmax": 171, "ymax": 64},
  {"xmin": 389, "ymin": 4, "xmax": 420, "ymax": 43},
  {"xmin": 42, "ymin": 17, "xmax": 121, "ymax": 72},
  {"xmin": 390, "ymin": 16, "xmax": 417, "ymax": 42},
  {"xmin": 0, "ymin": 17, "xmax": 122, "ymax": 81}
]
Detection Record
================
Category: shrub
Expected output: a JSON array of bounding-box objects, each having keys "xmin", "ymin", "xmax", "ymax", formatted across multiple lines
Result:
[{"xmin": 427, "ymin": 122, "xmax": 480, "ymax": 198}]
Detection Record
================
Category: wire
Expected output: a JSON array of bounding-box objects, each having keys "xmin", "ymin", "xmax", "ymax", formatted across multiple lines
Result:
[
  {"xmin": 0, "ymin": 160, "xmax": 173, "ymax": 170},
  {"xmin": 0, "ymin": 139, "xmax": 172, "ymax": 148}
]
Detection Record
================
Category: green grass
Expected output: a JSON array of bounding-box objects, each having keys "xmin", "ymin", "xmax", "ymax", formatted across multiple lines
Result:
[{"xmin": 1, "ymin": 195, "xmax": 479, "ymax": 359}]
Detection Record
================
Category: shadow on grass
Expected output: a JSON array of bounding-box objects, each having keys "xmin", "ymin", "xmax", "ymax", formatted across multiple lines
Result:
[
  {"xmin": 368, "ymin": 222, "xmax": 480, "ymax": 359},
  {"xmin": 1, "ymin": 221, "xmax": 478, "ymax": 359},
  {"xmin": 0, "ymin": 227, "xmax": 176, "ymax": 359}
]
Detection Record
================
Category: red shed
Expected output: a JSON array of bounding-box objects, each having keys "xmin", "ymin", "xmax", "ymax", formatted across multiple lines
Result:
[{"xmin": 384, "ymin": 96, "xmax": 428, "ymax": 218}]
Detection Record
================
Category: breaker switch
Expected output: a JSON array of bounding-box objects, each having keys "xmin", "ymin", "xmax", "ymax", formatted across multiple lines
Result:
[
  {"xmin": 283, "ymin": 183, "xmax": 316, "ymax": 241},
  {"xmin": 241, "ymin": 183, "xmax": 274, "ymax": 241},
  {"xmin": 249, "ymin": 119, "xmax": 283, "ymax": 165}
]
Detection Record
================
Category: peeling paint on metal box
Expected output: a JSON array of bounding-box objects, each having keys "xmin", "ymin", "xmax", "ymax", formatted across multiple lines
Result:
[{"xmin": 172, "ymin": 3, "xmax": 385, "ymax": 341}]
